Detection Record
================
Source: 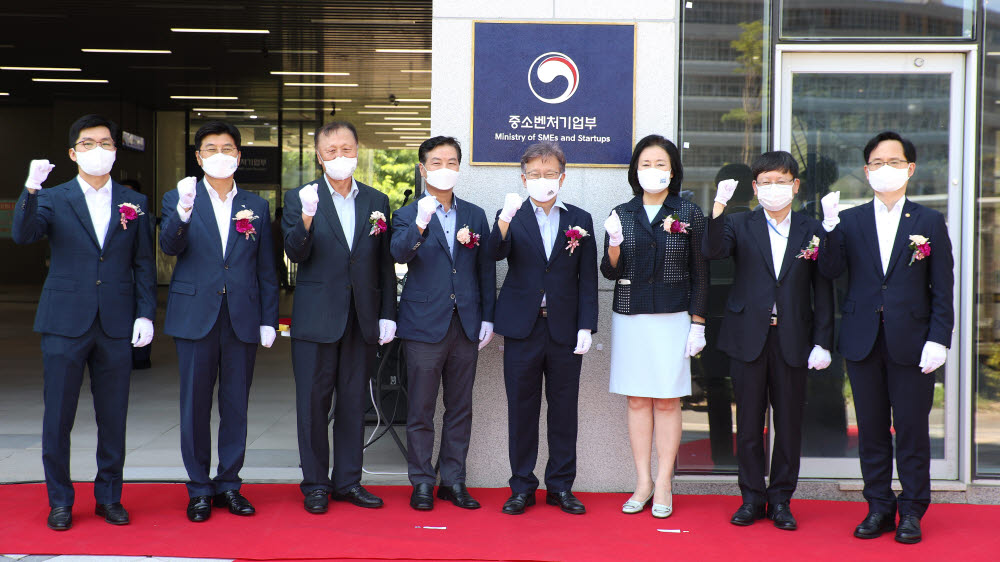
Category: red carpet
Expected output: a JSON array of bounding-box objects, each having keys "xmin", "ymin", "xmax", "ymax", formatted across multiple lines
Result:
[{"xmin": 1, "ymin": 483, "xmax": 998, "ymax": 561}]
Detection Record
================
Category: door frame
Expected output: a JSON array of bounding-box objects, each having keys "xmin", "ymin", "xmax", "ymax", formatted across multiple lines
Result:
[{"xmin": 772, "ymin": 44, "xmax": 978, "ymax": 481}]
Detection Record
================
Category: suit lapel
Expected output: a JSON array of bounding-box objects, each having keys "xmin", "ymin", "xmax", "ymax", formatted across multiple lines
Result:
[
  {"xmin": 318, "ymin": 182, "xmax": 350, "ymax": 252},
  {"xmin": 855, "ymin": 201, "xmax": 885, "ymax": 278},
  {"xmin": 101, "ymin": 182, "xmax": 128, "ymax": 253},
  {"xmin": 749, "ymin": 208, "xmax": 776, "ymax": 279},
  {"xmin": 515, "ymin": 200, "xmax": 547, "ymax": 262},
  {"xmin": 194, "ymin": 181, "xmax": 224, "ymax": 260},
  {"xmin": 776, "ymin": 212, "xmax": 807, "ymax": 282},
  {"xmin": 66, "ymin": 180, "xmax": 102, "ymax": 251},
  {"xmin": 223, "ymin": 190, "xmax": 246, "ymax": 261},
  {"xmin": 547, "ymin": 206, "xmax": 571, "ymax": 267},
  {"xmin": 634, "ymin": 197, "xmax": 654, "ymax": 238},
  {"xmin": 350, "ymin": 186, "xmax": 370, "ymax": 254},
  {"xmin": 884, "ymin": 199, "xmax": 918, "ymax": 279},
  {"xmin": 454, "ymin": 196, "xmax": 473, "ymax": 261}
]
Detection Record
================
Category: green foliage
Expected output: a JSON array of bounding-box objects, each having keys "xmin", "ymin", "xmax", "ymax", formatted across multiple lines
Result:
[
  {"xmin": 355, "ymin": 148, "xmax": 419, "ymax": 212},
  {"xmin": 721, "ymin": 20, "xmax": 764, "ymax": 163}
]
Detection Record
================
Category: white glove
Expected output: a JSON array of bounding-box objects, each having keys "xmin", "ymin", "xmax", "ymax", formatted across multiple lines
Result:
[
  {"xmin": 26, "ymin": 159, "xmax": 55, "ymax": 190},
  {"xmin": 416, "ymin": 195, "xmax": 438, "ymax": 229},
  {"xmin": 807, "ymin": 345, "xmax": 832, "ymax": 370},
  {"xmin": 499, "ymin": 193, "xmax": 522, "ymax": 223},
  {"xmin": 821, "ymin": 191, "xmax": 841, "ymax": 232},
  {"xmin": 259, "ymin": 326, "xmax": 276, "ymax": 348},
  {"xmin": 604, "ymin": 210, "xmax": 623, "ymax": 247},
  {"xmin": 300, "ymin": 182, "xmax": 319, "ymax": 217},
  {"xmin": 918, "ymin": 341, "xmax": 947, "ymax": 374},
  {"xmin": 378, "ymin": 319, "xmax": 397, "ymax": 346},
  {"xmin": 177, "ymin": 176, "xmax": 197, "ymax": 210},
  {"xmin": 715, "ymin": 178, "xmax": 739, "ymax": 206},
  {"xmin": 685, "ymin": 323, "xmax": 706, "ymax": 358},
  {"xmin": 131, "ymin": 317, "xmax": 154, "ymax": 348},
  {"xmin": 573, "ymin": 329, "xmax": 592, "ymax": 355},
  {"xmin": 478, "ymin": 321, "xmax": 494, "ymax": 350}
]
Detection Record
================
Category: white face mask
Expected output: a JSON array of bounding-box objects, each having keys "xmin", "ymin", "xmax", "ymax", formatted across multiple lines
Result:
[
  {"xmin": 637, "ymin": 168, "xmax": 670, "ymax": 194},
  {"xmin": 525, "ymin": 177, "xmax": 560, "ymax": 203},
  {"xmin": 756, "ymin": 183, "xmax": 794, "ymax": 212},
  {"xmin": 424, "ymin": 167, "xmax": 460, "ymax": 191},
  {"xmin": 75, "ymin": 146, "xmax": 116, "ymax": 176},
  {"xmin": 323, "ymin": 156, "xmax": 357, "ymax": 181},
  {"xmin": 868, "ymin": 165, "xmax": 910, "ymax": 193},
  {"xmin": 201, "ymin": 153, "xmax": 239, "ymax": 179}
]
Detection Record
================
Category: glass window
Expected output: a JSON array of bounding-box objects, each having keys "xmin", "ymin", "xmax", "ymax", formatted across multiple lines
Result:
[{"xmin": 781, "ymin": 0, "xmax": 976, "ymax": 39}]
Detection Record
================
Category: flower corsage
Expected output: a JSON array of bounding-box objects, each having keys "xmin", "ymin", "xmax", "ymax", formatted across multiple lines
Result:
[
  {"xmin": 564, "ymin": 226, "xmax": 589, "ymax": 255},
  {"xmin": 233, "ymin": 206, "xmax": 259, "ymax": 241},
  {"xmin": 662, "ymin": 214, "xmax": 690, "ymax": 234},
  {"xmin": 908, "ymin": 234, "xmax": 931, "ymax": 265},
  {"xmin": 369, "ymin": 211, "xmax": 387, "ymax": 236},
  {"xmin": 456, "ymin": 225, "xmax": 480, "ymax": 248},
  {"xmin": 118, "ymin": 203, "xmax": 144, "ymax": 230},
  {"xmin": 796, "ymin": 235, "xmax": 820, "ymax": 260}
]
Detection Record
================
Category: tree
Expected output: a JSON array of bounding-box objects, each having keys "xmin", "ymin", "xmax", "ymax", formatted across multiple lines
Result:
[
  {"xmin": 721, "ymin": 20, "xmax": 764, "ymax": 164},
  {"xmin": 355, "ymin": 149, "xmax": 419, "ymax": 212}
]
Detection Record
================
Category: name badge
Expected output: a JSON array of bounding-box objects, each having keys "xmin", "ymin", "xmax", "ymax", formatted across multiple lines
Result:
[{"xmin": 617, "ymin": 279, "xmax": 631, "ymax": 285}]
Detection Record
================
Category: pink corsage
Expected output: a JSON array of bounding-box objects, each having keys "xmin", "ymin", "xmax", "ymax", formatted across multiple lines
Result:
[
  {"xmin": 662, "ymin": 214, "xmax": 690, "ymax": 234},
  {"xmin": 118, "ymin": 203, "xmax": 144, "ymax": 230},
  {"xmin": 563, "ymin": 226, "xmax": 589, "ymax": 255},
  {"xmin": 796, "ymin": 235, "xmax": 820, "ymax": 260},
  {"xmin": 233, "ymin": 207, "xmax": 259, "ymax": 241},
  {"xmin": 369, "ymin": 211, "xmax": 387, "ymax": 236},
  {"xmin": 456, "ymin": 225, "xmax": 480, "ymax": 248},
  {"xmin": 908, "ymin": 234, "xmax": 931, "ymax": 265}
]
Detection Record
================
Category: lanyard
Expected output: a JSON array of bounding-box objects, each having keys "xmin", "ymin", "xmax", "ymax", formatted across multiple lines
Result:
[{"xmin": 766, "ymin": 219, "xmax": 788, "ymax": 239}]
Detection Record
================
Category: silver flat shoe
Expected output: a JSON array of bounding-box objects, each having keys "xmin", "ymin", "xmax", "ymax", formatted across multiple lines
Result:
[
  {"xmin": 651, "ymin": 493, "xmax": 673, "ymax": 518},
  {"xmin": 622, "ymin": 489, "xmax": 654, "ymax": 514}
]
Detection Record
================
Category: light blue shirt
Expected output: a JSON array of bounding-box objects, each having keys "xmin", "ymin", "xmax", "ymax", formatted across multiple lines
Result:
[
  {"xmin": 530, "ymin": 197, "xmax": 568, "ymax": 307},
  {"xmin": 435, "ymin": 195, "xmax": 458, "ymax": 256},
  {"xmin": 325, "ymin": 176, "xmax": 359, "ymax": 250}
]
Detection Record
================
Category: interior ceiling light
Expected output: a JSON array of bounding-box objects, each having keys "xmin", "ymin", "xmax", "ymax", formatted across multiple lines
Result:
[
  {"xmin": 357, "ymin": 111, "xmax": 418, "ymax": 115},
  {"xmin": 284, "ymin": 82, "xmax": 358, "ymax": 87},
  {"xmin": 191, "ymin": 107, "xmax": 255, "ymax": 112},
  {"xmin": 376, "ymin": 49, "xmax": 432, "ymax": 53},
  {"xmin": 311, "ymin": 18, "xmax": 415, "ymax": 25},
  {"xmin": 285, "ymin": 98, "xmax": 352, "ymax": 103},
  {"xmin": 82, "ymin": 48, "xmax": 171, "ymax": 54},
  {"xmin": 384, "ymin": 117, "xmax": 430, "ymax": 121},
  {"xmin": 364, "ymin": 104, "xmax": 428, "ymax": 109},
  {"xmin": 400, "ymin": 69, "xmax": 431, "ymax": 73},
  {"xmin": 364, "ymin": 122, "xmax": 399, "ymax": 126},
  {"xmin": 392, "ymin": 127, "xmax": 431, "ymax": 131},
  {"xmin": 396, "ymin": 98, "xmax": 430, "ymax": 102},
  {"xmin": 172, "ymin": 28, "xmax": 270, "ymax": 34},
  {"xmin": 270, "ymin": 71, "xmax": 349, "ymax": 76},
  {"xmin": 2, "ymin": 66, "xmax": 80, "ymax": 71},
  {"xmin": 32, "ymin": 77, "xmax": 107, "ymax": 83},
  {"xmin": 171, "ymin": 95, "xmax": 238, "ymax": 100}
]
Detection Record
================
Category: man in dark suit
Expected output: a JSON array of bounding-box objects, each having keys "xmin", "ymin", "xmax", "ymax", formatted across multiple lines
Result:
[
  {"xmin": 818, "ymin": 131, "xmax": 954, "ymax": 544},
  {"xmin": 486, "ymin": 142, "xmax": 598, "ymax": 515},
  {"xmin": 282, "ymin": 121, "xmax": 397, "ymax": 514},
  {"xmin": 13, "ymin": 114, "xmax": 156, "ymax": 530},
  {"xmin": 703, "ymin": 151, "xmax": 834, "ymax": 531},
  {"xmin": 160, "ymin": 121, "xmax": 279, "ymax": 522},
  {"xmin": 391, "ymin": 136, "xmax": 496, "ymax": 511}
]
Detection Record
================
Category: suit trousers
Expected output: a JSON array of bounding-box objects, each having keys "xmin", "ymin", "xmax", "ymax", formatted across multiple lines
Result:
[
  {"xmin": 291, "ymin": 301, "xmax": 373, "ymax": 495},
  {"xmin": 40, "ymin": 318, "xmax": 131, "ymax": 507},
  {"xmin": 846, "ymin": 323, "xmax": 935, "ymax": 518},
  {"xmin": 175, "ymin": 297, "xmax": 257, "ymax": 498},
  {"xmin": 503, "ymin": 316, "xmax": 582, "ymax": 494},
  {"xmin": 405, "ymin": 310, "xmax": 479, "ymax": 486},
  {"xmin": 730, "ymin": 326, "xmax": 806, "ymax": 507}
]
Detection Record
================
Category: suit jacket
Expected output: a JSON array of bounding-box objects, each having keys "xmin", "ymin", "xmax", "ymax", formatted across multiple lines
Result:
[
  {"xmin": 160, "ymin": 181, "xmax": 279, "ymax": 343},
  {"xmin": 702, "ymin": 208, "xmax": 834, "ymax": 367},
  {"xmin": 818, "ymin": 199, "xmax": 954, "ymax": 365},
  {"xmin": 487, "ymin": 200, "xmax": 598, "ymax": 346},
  {"xmin": 12, "ymin": 179, "xmax": 156, "ymax": 338},
  {"xmin": 390, "ymin": 196, "xmax": 496, "ymax": 344},
  {"xmin": 600, "ymin": 194, "xmax": 709, "ymax": 317},
  {"xmin": 282, "ymin": 178, "xmax": 396, "ymax": 345}
]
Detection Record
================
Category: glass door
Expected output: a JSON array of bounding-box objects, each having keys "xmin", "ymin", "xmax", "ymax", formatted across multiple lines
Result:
[{"xmin": 775, "ymin": 51, "xmax": 965, "ymax": 479}]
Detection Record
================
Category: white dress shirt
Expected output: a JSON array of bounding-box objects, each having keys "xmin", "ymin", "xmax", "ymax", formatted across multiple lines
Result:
[
  {"xmin": 176, "ymin": 179, "xmax": 239, "ymax": 256},
  {"xmin": 325, "ymin": 176, "xmax": 359, "ymax": 250},
  {"xmin": 764, "ymin": 209, "xmax": 791, "ymax": 314},
  {"xmin": 530, "ymin": 198, "xmax": 567, "ymax": 307},
  {"xmin": 874, "ymin": 196, "xmax": 905, "ymax": 275},
  {"xmin": 77, "ymin": 176, "xmax": 112, "ymax": 249}
]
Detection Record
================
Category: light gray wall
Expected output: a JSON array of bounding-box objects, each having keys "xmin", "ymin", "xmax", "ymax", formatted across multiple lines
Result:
[{"xmin": 430, "ymin": 1, "xmax": 678, "ymax": 492}]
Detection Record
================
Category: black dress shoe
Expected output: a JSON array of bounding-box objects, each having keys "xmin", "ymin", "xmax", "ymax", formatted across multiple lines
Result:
[
  {"xmin": 332, "ymin": 485, "xmax": 384, "ymax": 508},
  {"xmin": 213, "ymin": 490, "xmax": 256, "ymax": 516},
  {"xmin": 437, "ymin": 483, "xmax": 481, "ymax": 509},
  {"xmin": 730, "ymin": 503, "xmax": 766, "ymax": 526},
  {"xmin": 545, "ymin": 490, "xmax": 585, "ymax": 515},
  {"xmin": 187, "ymin": 496, "xmax": 212, "ymax": 522},
  {"xmin": 303, "ymin": 489, "xmax": 329, "ymax": 514},
  {"xmin": 766, "ymin": 502, "xmax": 797, "ymax": 531},
  {"xmin": 410, "ymin": 483, "xmax": 434, "ymax": 511},
  {"xmin": 895, "ymin": 515, "xmax": 922, "ymax": 544},
  {"xmin": 854, "ymin": 511, "xmax": 896, "ymax": 539},
  {"xmin": 95, "ymin": 502, "xmax": 130, "ymax": 525},
  {"xmin": 502, "ymin": 492, "xmax": 536, "ymax": 515},
  {"xmin": 47, "ymin": 506, "xmax": 72, "ymax": 531}
]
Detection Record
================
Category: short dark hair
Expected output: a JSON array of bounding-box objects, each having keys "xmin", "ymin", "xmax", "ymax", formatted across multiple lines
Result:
[
  {"xmin": 628, "ymin": 135, "xmax": 683, "ymax": 196},
  {"xmin": 194, "ymin": 121, "xmax": 241, "ymax": 150},
  {"xmin": 68, "ymin": 114, "xmax": 119, "ymax": 148},
  {"xmin": 418, "ymin": 136, "xmax": 462, "ymax": 164},
  {"xmin": 863, "ymin": 130, "xmax": 916, "ymax": 164},
  {"xmin": 751, "ymin": 151, "xmax": 799, "ymax": 181},
  {"xmin": 520, "ymin": 141, "xmax": 566, "ymax": 173},
  {"xmin": 315, "ymin": 120, "xmax": 359, "ymax": 147}
]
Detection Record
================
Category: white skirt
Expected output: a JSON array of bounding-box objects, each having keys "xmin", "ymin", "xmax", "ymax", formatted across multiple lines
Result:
[{"xmin": 609, "ymin": 311, "xmax": 692, "ymax": 399}]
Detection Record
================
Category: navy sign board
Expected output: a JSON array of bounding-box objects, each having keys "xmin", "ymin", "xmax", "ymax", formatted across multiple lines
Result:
[{"xmin": 472, "ymin": 22, "xmax": 635, "ymax": 166}]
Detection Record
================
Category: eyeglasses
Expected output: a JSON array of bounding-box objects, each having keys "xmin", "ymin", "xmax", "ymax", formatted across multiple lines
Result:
[
  {"xmin": 74, "ymin": 140, "xmax": 116, "ymax": 151},
  {"xmin": 867, "ymin": 159, "xmax": 909, "ymax": 170},
  {"xmin": 756, "ymin": 180, "xmax": 794, "ymax": 187},
  {"xmin": 200, "ymin": 146, "xmax": 238, "ymax": 156},
  {"xmin": 525, "ymin": 171, "xmax": 562, "ymax": 180}
]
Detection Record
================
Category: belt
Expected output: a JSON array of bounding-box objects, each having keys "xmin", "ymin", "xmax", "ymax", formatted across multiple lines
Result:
[
  {"xmin": 539, "ymin": 308, "xmax": 547, "ymax": 318},
  {"xmin": 769, "ymin": 314, "xmax": 778, "ymax": 326}
]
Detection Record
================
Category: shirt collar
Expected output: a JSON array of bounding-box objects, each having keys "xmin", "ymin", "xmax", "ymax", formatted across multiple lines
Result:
[
  {"xmin": 529, "ymin": 197, "xmax": 567, "ymax": 216},
  {"xmin": 203, "ymin": 178, "xmax": 238, "ymax": 204},
  {"xmin": 874, "ymin": 196, "xmax": 906, "ymax": 215},
  {"xmin": 76, "ymin": 175, "xmax": 111, "ymax": 195},
  {"xmin": 763, "ymin": 209, "xmax": 792, "ymax": 228},
  {"xmin": 434, "ymin": 193, "xmax": 457, "ymax": 213},
  {"xmin": 324, "ymin": 176, "xmax": 359, "ymax": 200}
]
